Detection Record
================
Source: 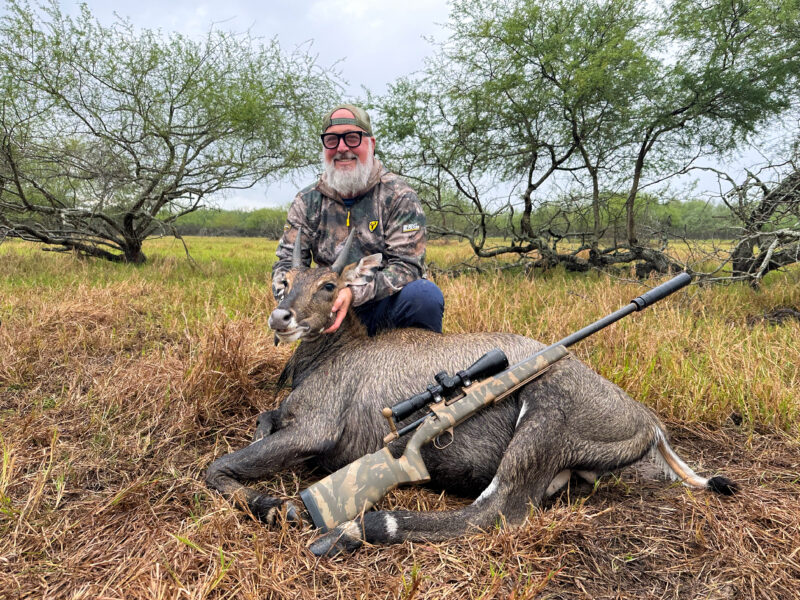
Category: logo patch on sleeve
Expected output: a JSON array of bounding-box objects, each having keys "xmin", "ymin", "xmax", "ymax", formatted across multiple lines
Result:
[
  {"xmin": 369, "ymin": 220, "xmax": 378, "ymax": 232},
  {"xmin": 402, "ymin": 223, "xmax": 420, "ymax": 233}
]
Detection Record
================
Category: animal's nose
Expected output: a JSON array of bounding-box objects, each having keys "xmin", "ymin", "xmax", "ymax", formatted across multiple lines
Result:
[{"xmin": 269, "ymin": 308, "xmax": 292, "ymax": 330}]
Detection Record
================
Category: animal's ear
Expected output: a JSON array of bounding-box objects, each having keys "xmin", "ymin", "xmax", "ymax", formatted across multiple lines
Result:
[{"xmin": 342, "ymin": 254, "xmax": 382, "ymax": 286}]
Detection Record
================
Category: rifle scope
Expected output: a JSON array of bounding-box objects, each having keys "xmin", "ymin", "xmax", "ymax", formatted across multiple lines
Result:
[{"xmin": 388, "ymin": 348, "xmax": 509, "ymax": 424}]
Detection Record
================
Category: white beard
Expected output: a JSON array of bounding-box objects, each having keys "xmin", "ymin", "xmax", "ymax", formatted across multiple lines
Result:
[{"xmin": 322, "ymin": 150, "xmax": 374, "ymax": 198}]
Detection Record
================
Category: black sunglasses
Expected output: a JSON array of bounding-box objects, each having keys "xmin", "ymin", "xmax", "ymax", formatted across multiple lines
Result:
[{"xmin": 320, "ymin": 130, "xmax": 372, "ymax": 150}]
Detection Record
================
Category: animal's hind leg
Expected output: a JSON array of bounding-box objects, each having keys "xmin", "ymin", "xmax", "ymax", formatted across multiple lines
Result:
[{"xmin": 309, "ymin": 405, "xmax": 568, "ymax": 556}]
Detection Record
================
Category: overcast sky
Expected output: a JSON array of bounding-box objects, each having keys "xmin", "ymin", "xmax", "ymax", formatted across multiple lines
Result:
[{"xmin": 60, "ymin": 0, "xmax": 452, "ymax": 209}]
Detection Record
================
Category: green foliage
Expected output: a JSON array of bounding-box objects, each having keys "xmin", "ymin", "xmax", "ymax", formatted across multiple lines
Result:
[
  {"xmin": 374, "ymin": 0, "xmax": 800, "ymax": 262},
  {"xmin": 643, "ymin": 198, "xmax": 738, "ymax": 238},
  {"xmin": 0, "ymin": 0, "xmax": 340, "ymax": 262},
  {"xmin": 514, "ymin": 194, "xmax": 739, "ymax": 240},
  {"xmin": 169, "ymin": 207, "xmax": 289, "ymax": 238},
  {"xmin": 665, "ymin": 0, "xmax": 799, "ymax": 135}
]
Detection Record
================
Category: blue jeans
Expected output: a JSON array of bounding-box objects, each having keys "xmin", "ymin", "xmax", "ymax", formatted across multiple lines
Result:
[{"xmin": 354, "ymin": 279, "xmax": 444, "ymax": 336}]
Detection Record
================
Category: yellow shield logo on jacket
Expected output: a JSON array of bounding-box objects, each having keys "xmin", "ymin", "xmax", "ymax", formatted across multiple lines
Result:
[{"xmin": 369, "ymin": 220, "xmax": 378, "ymax": 232}]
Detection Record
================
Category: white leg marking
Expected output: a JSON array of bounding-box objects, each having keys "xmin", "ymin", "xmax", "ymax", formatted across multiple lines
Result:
[
  {"xmin": 473, "ymin": 476, "xmax": 499, "ymax": 505},
  {"xmin": 576, "ymin": 470, "xmax": 598, "ymax": 484},
  {"xmin": 384, "ymin": 514, "xmax": 398, "ymax": 539},
  {"xmin": 340, "ymin": 520, "xmax": 362, "ymax": 539},
  {"xmin": 545, "ymin": 469, "xmax": 572, "ymax": 497}
]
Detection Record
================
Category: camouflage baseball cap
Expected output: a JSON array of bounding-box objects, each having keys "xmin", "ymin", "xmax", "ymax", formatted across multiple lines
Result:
[{"xmin": 321, "ymin": 104, "xmax": 373, "ymax": 136}]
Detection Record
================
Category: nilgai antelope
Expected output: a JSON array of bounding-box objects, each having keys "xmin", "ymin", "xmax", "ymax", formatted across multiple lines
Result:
[{"xmin": 205, "ymin": 230, "xmax": 736, "ymax": 556}]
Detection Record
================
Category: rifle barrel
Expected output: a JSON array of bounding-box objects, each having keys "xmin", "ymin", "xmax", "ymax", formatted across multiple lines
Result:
[{"xmin": 547, "ymin": 272, "xmax": 691, "ymax": 353}]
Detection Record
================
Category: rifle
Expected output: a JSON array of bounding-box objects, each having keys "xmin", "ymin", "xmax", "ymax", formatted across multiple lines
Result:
[{"xmin": 299, "ymin": 272, "xmax": 692, "ymax": 532}]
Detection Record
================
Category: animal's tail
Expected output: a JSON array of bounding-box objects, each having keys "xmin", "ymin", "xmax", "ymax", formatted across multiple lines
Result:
[{"xmin": 651, "ymin": 428, "xmax": 738, "ymax": 495}]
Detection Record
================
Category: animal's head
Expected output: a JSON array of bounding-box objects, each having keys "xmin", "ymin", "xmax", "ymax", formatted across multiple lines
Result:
[{"xmin": 269, "ymin": 228, "xmax": 381, "ymax": 344}]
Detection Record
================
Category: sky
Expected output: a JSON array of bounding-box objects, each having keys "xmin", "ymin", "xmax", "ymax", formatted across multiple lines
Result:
[{"xmin": 58, "ymin": 0, "xmax": 453, "ymax": 209}]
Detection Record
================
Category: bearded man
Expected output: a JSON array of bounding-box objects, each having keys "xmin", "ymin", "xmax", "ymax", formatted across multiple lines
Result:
[{"xmin": 271, "ymin": 104, "xmax": 444, "ymax": 336}]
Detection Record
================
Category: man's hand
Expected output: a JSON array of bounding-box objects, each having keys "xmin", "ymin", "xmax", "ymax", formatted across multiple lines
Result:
[{"xmin": 324, "ymin": 286, "xmax": 353, "ymax": 334}]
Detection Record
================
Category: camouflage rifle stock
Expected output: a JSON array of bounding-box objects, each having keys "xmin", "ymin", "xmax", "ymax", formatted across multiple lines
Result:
[{"xmin": 299, "ymin": 272, "xmax": 692, "ymax": 532}]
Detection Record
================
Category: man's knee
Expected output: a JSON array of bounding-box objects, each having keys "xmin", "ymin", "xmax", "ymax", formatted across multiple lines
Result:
[
  {"xmin": 392, "ymin": 279, "xmax": 444, "ymax": 332},
  {"xmin": 397, "ymin": 279, "xmax": 444, "ymax": 311}
]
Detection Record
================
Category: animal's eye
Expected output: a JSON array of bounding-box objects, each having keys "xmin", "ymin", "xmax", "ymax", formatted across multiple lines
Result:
[{"xmin": 322, "ymin": 283, "xmax": 336, "ymax": 292}]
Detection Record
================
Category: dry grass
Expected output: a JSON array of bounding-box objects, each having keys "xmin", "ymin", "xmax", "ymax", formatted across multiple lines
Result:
[{"xmin": 1, "ymin": 239, "xmax": 799, "ymax": 599}]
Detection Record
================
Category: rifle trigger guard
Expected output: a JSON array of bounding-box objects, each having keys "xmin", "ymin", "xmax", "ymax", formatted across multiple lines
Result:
[{"xmin": 433, "ymin": 427, "xmax": 454, "ymax": 450}]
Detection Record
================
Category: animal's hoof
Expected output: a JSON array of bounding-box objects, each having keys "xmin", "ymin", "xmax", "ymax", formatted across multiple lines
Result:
[
  {"xmin": 285, "ymin": 501, "xmax": 311, "ymax": 527},
  {"xmin": 250, "ymin": 495, "xmax": 282, "ymax": 526},
  {"xmin": 251, "ymin": 411, "xmax": 274, "ymax": 443},
  {"xmin": 308, "ymin": 521, "xmax": 364, "ymax": 557}
]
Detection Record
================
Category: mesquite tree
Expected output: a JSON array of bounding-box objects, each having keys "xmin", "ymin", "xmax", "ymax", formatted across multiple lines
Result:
[
  {"xmin": 0, "ymin": 1, "xmax": 339, "ymax": 263},
  {"xmin": 374, "ymin": 0, "xmax": 800, "ymax": 276},
  {"xmin": 695, "ymin": 147, "xmax": 800, "ymax": 285}
]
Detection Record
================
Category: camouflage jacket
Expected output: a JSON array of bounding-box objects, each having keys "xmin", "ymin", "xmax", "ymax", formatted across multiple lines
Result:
[{"xmin": 272, "ymin": 160, "xmax": 427, "ymax": 307}]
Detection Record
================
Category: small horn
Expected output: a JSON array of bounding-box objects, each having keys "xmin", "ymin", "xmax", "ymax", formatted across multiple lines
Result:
[
  {"xmin": 292, "ymin": 226, "xmax": 304, "ymax": 268},
  {"xmin": 330, "ymin": 228, "xmax": 356, "ymax": 274}
]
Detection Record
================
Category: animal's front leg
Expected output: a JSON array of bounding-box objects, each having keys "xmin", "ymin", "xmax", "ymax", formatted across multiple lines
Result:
[
  {"xmin": 206, "ymin": 426, "xmax": 334, "ymax": 527},
  {"xmin": 248, "ymin": 495, "xmax": 310, "ymax": 527}
]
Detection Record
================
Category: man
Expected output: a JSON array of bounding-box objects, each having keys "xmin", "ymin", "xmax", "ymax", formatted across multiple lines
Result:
[{"xmin": 272, "ymin": 104, "xmax": 444, "ymax": 336}]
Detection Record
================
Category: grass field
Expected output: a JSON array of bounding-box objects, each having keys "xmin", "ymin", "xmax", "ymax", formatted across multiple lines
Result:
[{"xmin": 1, "ymin": 237, "xmax": 799, "ymax": 599}]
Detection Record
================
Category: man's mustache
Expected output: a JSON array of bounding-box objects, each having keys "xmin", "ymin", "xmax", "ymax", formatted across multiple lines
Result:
[{"xmin": 332, "ymin": 151, "xmax": 358, "ymax": 161}]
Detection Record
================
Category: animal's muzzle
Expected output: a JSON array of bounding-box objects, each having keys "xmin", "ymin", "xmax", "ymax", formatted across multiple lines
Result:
[{"xmin": 268, "ymin": 308, "xmax": 293, "ymax": 331}]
